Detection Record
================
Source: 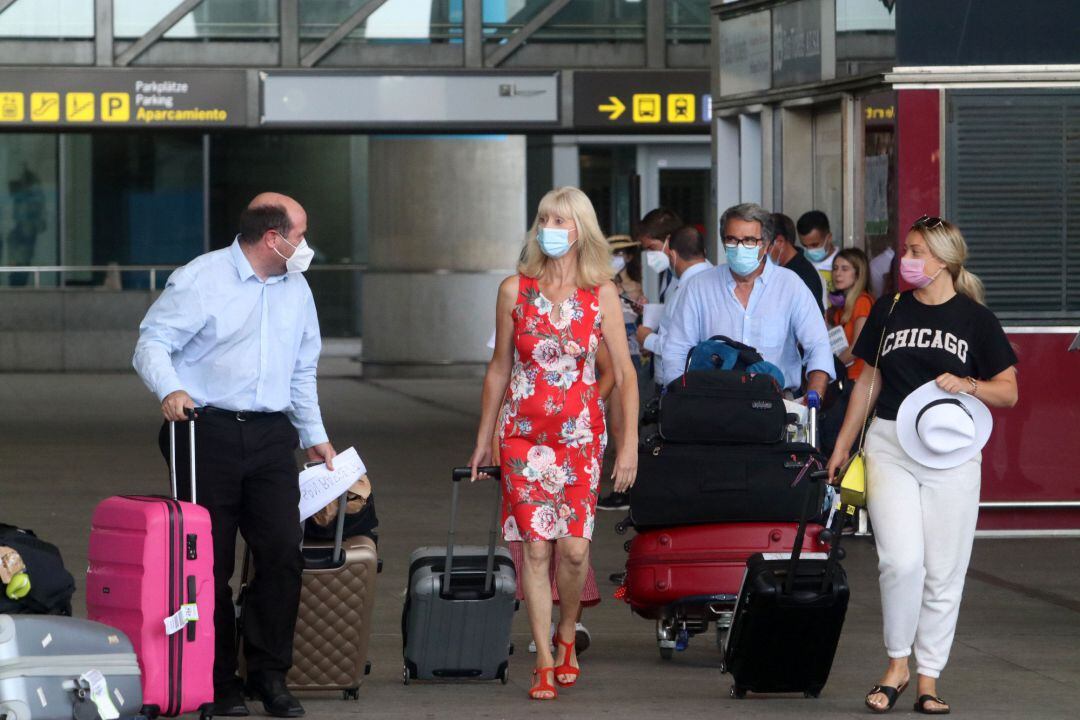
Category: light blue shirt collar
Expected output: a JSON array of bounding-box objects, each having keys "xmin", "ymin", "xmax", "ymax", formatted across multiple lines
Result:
[
  {"xmin": 723, "ymin": 257, "xmax": 773, "ymax": 288},
  {"xmin": 229, "ymin": 237, "xmax": 287, "ymax": 285}
]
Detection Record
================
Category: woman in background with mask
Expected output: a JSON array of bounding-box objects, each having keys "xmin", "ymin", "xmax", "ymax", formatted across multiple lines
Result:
[
  {"xmin": 827, "ymin": 248, "xmax": 874, "ymax": 381},
  {"xmin": 826, "ymin": 216, "xmax": 1017, "ymax": 715},
  {"xmin": 469, "ymin": 187, "xmax": 639, "ymax": 701},
  {"xmin": 607, "ymin": 236, "xmax": 646, "ymax": 369}
]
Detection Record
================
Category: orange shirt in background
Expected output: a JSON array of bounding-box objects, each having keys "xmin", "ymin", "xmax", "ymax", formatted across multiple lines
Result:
[{"xmin": 829, "ymin": 292, "xmax": 874, "ymax": 380}]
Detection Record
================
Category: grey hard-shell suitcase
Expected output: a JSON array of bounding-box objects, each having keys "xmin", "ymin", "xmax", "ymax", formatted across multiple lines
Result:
[
  {"xmin": 401, "ymin": 466, "xmax": 516, "ymax": 684},
  {"xmin": 0, "ymin": 614, "xmax": 143, "ymax": 720}
]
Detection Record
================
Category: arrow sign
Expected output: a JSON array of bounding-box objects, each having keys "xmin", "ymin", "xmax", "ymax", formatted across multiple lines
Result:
[{"xmin": 598, "ymin": 96, "xmax": 625, "ymax": 120}]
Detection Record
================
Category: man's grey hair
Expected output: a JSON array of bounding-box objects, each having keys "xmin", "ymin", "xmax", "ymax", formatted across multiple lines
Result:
[{"xmin": 719, "ymin": 203, "xmax": 774, "ymax": 244}]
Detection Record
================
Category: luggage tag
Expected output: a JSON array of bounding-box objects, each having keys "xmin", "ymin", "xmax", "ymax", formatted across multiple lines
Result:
[
  {"xmin": 79, "ymin": 670, "xmax": 120, "ymax": 720},
  {"xmin": 164, "ymin": 602, "xmax": 199, "ymax": 635}
]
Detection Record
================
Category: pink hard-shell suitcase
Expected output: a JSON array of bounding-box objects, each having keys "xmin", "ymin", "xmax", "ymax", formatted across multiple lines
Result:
[{"xmin": 87, "ymin": 417, "xmax": 215, "ymax": 719}]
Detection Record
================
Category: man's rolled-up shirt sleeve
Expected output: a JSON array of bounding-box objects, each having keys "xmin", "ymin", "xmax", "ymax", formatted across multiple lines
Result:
[
  {"xmin": 642, "ymin": 327, "xmax": 662, "ymax": 355},
  {"xmin": 286, "ymin": 291, "xmax": 329, "ymax": 449},
  {"xmin": 660, "ymin": 282, "xmax": 702, "ymax": 386},
  {"xmin": 791, "ymin": 281, "xmax": 835, "ymax": 381},
  {"xmin": 132, "ymin": 268, "xmax": 206, "ymax": 402}
]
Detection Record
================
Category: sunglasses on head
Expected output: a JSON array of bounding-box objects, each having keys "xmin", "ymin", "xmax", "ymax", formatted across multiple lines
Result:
[{"xmin": 911, "ymin": 215, "xmax": 944, "ymax": 230}]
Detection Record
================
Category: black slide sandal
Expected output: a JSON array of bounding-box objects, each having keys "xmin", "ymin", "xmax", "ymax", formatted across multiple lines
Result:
[
  {"xmin": 864, "ymin": 682, "xmax": 909, "ymax": 713},
  {"xmin": 914, "ymin": 694, "xmax": 951, "ymax": 714}
]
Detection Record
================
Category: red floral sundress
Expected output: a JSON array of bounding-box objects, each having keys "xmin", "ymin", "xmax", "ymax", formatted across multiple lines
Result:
[{"xmin": 499, "ymin": 275, "xmax": 607, "ymax": 542}]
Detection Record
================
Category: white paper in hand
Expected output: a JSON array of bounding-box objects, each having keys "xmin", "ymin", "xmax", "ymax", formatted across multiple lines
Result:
[
  {"xmin": 486, "ymin": 330, "xmax": 497, "ymax": 350},
  {"xmin": 828, "ymin": 325, "xmax": 849, "ymax": 355},
  {"xmin": 297, "ymin": 447, "xmax": 367, "ymax": 522},
  {"xmin": 642, "ymin": 303, "xmax": 664, "ymax": 330}
]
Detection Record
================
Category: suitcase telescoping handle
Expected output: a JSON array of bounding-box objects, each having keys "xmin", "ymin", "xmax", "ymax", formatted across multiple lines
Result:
[
  {"xmin": 446, "ymin": 466, "xmax": 502, "ymax": 595},
  {"xmin": 168, "ymin": 408, "xmax": 197, "ymax": 503}
]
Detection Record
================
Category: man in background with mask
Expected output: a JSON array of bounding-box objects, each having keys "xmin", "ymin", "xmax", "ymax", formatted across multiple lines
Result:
[
  {"xmin": 660, "ymin": 203, "xmax": 833, "ymax": 398},
  {"xmin": 133, "ymin": 192, "xmax": 336, "ymax": 719},
  {"xmin": 636, "ymin": 207, "xmax": 683, "ymax": 303},
  {"xmin": 636, "ymin": 225, "xmax": 712, "ymax": 387},
  {"xmin": 769, "ymin": 212, "xmax": 824, "ymax": 314},
  {"xmin": 797, "ymin": 210, "xmax": 838, "ymax": 295}
]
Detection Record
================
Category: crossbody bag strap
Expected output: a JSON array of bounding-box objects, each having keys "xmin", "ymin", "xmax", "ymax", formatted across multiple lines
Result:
[{"xmin": 856, "ymin": 292, "xmax": 901, "ymax": 453}]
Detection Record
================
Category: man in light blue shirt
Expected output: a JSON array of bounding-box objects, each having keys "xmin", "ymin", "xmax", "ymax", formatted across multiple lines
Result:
[
  {"xmin": 660, "ymin": 203, "xmax": 833, "ymax": 396},
  {"xmin": 134, "ymin": 193, "xmax": 334, "ymax": 719},
  {"xmin": 636, "ymin": 224, "xmax": 713, "ymax": 386}
]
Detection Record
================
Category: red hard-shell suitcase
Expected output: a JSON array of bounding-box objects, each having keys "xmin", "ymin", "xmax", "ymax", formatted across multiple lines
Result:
[
  {"xmin": 87, "ymin": 418, "xmax": 215, "ymax": 719},
  {"xmin": 623, "ymin": 522, "xmax": 829, "ymax": 619}
]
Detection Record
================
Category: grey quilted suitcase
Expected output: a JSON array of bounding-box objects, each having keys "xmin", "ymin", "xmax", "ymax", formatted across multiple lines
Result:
[
  {"xmin": 0, "ymin": 614, "xmax": 143, "ymax": 720},
  {"xmin": 402, "ymin": 466, "xmax": 516, "ymax": 684}
]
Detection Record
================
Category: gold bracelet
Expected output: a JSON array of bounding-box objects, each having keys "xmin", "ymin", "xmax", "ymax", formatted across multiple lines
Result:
[{"xmin": 967, "ymin": 377, "xmax": 978, "ymax": 395}]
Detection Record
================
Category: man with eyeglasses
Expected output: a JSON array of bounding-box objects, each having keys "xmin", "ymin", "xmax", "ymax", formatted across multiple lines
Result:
[{"xmin": 660, "ymin": 203, "xmax": 834, "ymax": 399}]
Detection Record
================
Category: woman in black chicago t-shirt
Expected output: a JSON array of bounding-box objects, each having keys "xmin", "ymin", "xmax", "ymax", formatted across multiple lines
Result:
[{"xmin": 826, "ymin": 216, "xmax": 1017, "ymax": 715}]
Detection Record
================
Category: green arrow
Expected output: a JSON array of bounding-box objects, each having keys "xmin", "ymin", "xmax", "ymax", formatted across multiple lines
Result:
[{"xmin": 599, "ymin": 96, "xmax": 626, "ymax": 120}]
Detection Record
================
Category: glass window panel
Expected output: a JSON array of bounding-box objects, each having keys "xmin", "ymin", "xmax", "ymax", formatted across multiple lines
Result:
[
  {"xmin": 667, "ymin": 0, "xmax": 708, "ymax": 43},
  {"xmin": 0, "ymin": 0, "xmax": 93, "ymax": 38},
  {"xmin": 0, "ymin": 134, "xmax": 59, "ymax": 287},
  {"xmin": 87, "ymin": 134, "xmax": 204, "ymax": 288},
  {"xmin": 485, "ymin": 0, "xmax": 645, "ymax": 42},
  {"xmin": 300, "ymin": 0, "xmax": 460, "ymax": 42},
  {"xmin": 837, "ymin": 0, "xmax": 896, "ymax": 32},
  {"xmin": 114, "ymin": 0, "xmax": 278, "ymax": 39}
]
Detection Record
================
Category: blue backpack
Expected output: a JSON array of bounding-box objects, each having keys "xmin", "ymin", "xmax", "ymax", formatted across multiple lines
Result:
[{"xmin": 685, "ymin": 335, "xmax": 786, "ymax": 388}]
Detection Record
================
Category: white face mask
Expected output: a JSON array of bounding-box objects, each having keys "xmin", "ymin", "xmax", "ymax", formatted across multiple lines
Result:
[
  {"xmin": 611, "ymin": 255, "xmax": 627, "ymax": 274},
  {"xmin": 644, "ymin": 250, "xmax": 671, "ymax": 274},
  {"xmin": 274, "ymin": 232, "xmax": 315, "ymax": 273}
]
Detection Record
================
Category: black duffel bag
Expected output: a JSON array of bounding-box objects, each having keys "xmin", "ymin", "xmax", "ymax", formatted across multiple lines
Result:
[
  {"xmin": 629, "ymin": 441, "xmax": 825, "ymax": 530},
  {"xmin": 0, "ymin": 523, "xmax": 76, "ymax": 616},
  {"xmin": 659, "ymin": 370, "xmax": 786, "ymax": 445}
]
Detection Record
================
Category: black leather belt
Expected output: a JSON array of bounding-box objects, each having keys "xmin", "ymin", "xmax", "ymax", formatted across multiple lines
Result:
[{"xmin": 200, "ymin": 406, "xmax": 282, "ymax": 423}]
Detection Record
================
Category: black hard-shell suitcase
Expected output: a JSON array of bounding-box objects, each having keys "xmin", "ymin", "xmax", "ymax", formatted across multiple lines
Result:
[
  {"xmin": 629, "ymin": 441, "xmax": 826, "ymax": 529},
  {"xmin": 721, "ymin": 472, "xmax": 850, "ymax": 699}
]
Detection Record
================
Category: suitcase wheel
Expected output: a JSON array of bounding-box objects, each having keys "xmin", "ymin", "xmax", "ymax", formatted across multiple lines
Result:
[
  {"xmin": 402, "ymin": 663, "xmax": 411, "ymax": 685},
  {"xmin": 659, "ymin": 645, "xmax": 673, "ymax": 660},
  {"xmin": 198, "ymin": 702, "xmax": 215, "ymax": 720},
  {"xmin": 342, "ymin": 688, "xmax": 360, "ymax": 701},
  {"xmin": 499, "ymin": 665, "xmax": 510, "ymax": 685},
  {"xmin": 804, "ymin": 689, "xmax": 822, "ymax": 699},
  {"xmin": 730, "ymin": 685, "xmax": 747, "ymax": 700}
]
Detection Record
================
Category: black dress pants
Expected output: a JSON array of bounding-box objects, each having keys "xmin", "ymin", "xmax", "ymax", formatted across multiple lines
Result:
[{"xmin": 159, "ymin": 412, "xmax": 303, "ymax": 688}]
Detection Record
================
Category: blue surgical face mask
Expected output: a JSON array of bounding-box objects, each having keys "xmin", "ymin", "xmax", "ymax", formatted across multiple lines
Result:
[
  {"xmin": 538, "ymin": 227, "xmax": 573, "ymax": 258},
  {"xmin": 805, "ymin": 246, "xmax": 829, "ymax": 263},
  {"xmin": 725, "ymin": 244, "xmax": 764, "ymax": 276}
]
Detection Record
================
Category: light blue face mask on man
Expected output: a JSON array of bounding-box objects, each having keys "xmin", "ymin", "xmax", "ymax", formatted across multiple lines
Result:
[
  {"xmin": 538, "ymin": 227, "xmax": 573, "ymax": 258},
  {"xmin": 726, "ymin": 244, "xmax": 764, "ymax": 276},
  {"xmin": 805, "ymin": 246, "xmax": 829, "ymax": 263}
]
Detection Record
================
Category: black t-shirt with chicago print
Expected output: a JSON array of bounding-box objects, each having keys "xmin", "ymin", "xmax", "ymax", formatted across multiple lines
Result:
[{"xmin": 852, "ymin": 290, "xmax": 1017, "ymax": 421}]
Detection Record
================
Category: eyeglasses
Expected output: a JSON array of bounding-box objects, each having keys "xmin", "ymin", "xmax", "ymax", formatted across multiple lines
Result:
[
  {"xmin": 722, "ymin": 235, "xmax": 764, "ymax": 249},
  {"xmin": 911, "ymin": 215, "xmax": 944, "ymax": 230}
]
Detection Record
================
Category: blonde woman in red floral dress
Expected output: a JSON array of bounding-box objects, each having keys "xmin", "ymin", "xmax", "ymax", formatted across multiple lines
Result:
[{"xmin": 470, "ymin": 187, "xmax": 638, "ymax": 701}]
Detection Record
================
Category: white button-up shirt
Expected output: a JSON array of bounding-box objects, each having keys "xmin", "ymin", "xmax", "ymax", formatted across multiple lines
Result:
[
  {"xmin": 660, "ymin": 260, "xmax": 834, "ymax": 389},
  {"xmin": 642, "ymin": 260, "xmax": 713, "ymax": 383},
  {"xmin": 133, "ymin": 240, "xmax": 327, "ymax": 448}
]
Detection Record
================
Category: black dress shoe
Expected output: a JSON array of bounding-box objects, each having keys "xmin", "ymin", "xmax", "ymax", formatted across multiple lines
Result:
[
  {"xmin": 212, "ymin": 680, "xmax": 250, "ymax": 717},
  {"xmin": 245, "ymin": 672, "xmax": 304, "ymax": 718}
]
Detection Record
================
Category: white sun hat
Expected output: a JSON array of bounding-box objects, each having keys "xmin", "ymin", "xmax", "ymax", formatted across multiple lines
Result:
[{"xmin": 895, "ymin": 380, "xmax": 993, "ymax": 469}]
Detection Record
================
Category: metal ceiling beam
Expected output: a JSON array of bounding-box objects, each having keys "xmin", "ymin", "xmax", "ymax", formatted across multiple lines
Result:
[
  {"xmin": 464, "ymin": 0, "xmax": 482, "ymax": 68},
  {"xmin": 279, "ymin": 0, "xmax": 299, "ymax": 66},
  {"xmin": 485, "ymin": 0, "xmax": 572, "ymax": 68},
  {"xmin": 115, "ymin": 0, "xmax": 207, "ymax": 67},
  {"xmin": 94, "ymin": 0, "xmax": 113, "ymax": 66},
  {"xmin": 0, "ymin": 0, "xmax": 21, "ymax": 17},
  {"xmin": 301, "ymin": 0, "xmax": 392, "ymax": 68}
]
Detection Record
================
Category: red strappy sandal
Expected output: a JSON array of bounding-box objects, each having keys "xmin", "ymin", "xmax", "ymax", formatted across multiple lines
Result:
[
  {"xmin": 554, "ymin": 637, "xmax": 580, "ymax": 687},
  {"xmin": 529, "ymin": 667, "xmax": 557, "ymax": 700}
]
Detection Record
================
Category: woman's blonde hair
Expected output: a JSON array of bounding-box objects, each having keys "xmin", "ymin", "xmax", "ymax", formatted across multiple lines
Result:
[
  {"xmin": 911, "ymin": 218, "xmax": 986, "ymax": 305},
  {"xmin": 519, "ymin": 187, "xmax": 612, "ymax": 289},
  {"xmin": 833, "ymin": 248, "xmax": 870, "ymax": 324}
]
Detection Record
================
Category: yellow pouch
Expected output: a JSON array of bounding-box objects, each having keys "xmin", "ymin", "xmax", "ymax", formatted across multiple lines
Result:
[{"xmin": 839, "ymin": 452, "xmax": 866, "ymax": 508}]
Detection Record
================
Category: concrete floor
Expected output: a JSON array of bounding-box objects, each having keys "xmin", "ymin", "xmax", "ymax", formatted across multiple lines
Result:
[{"xmin": 2, "ymin": 373, "xmax": 1078, "ymax": 719}]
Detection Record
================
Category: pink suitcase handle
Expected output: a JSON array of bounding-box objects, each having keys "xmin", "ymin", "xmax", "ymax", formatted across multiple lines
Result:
[{"xmin": 168, "ymin": 409, "xmax": 197, "ymax": 503}]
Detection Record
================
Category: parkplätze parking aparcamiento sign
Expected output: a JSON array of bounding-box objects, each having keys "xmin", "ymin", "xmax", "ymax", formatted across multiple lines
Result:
[{"xmin": 0, "ymin": 69, "xmax": 247, "ymax": 128}]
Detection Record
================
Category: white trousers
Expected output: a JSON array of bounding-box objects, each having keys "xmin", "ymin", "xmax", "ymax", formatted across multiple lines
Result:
[{"xmin": 864, "ymin": 419, "xmax": 981, "ymax": 679}]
